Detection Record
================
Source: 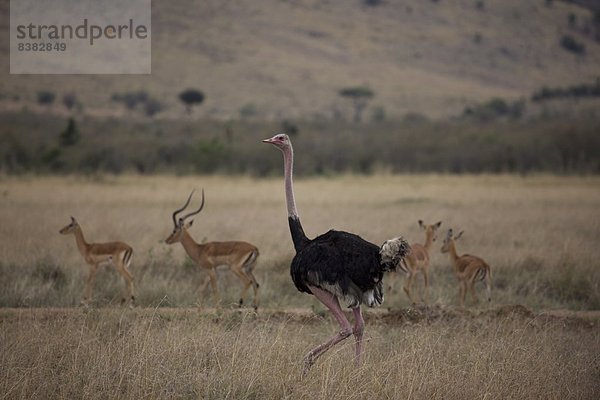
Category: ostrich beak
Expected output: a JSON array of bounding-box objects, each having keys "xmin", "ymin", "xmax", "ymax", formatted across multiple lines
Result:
[{"xmin": 262, "ymin": 138, "xmax": 275, "ymax": 144}]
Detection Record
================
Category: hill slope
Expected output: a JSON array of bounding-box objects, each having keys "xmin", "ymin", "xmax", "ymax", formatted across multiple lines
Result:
[{"xmin": 1, "ymin": 0, "xmax": 599, "ymax": 119}]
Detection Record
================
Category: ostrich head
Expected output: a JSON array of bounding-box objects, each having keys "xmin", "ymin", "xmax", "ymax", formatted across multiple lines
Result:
[
  {"xmin": 379, "ymin": 236, "xmax": 411, "ymax": 270},
  {"xmin": 262, "ymin": 133, "xmax": 291, "ymax": 150}
]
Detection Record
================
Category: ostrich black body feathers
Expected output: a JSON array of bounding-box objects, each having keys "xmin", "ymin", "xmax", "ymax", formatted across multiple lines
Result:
[{"xmin": 288, "ymin": 216, "xmax": 391, "ymax": 308}]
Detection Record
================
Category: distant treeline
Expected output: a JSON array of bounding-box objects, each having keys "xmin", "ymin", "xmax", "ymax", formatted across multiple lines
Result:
[
  {"xmin": 532, "ymin": 79, "xmax": 600, "ymax": 102},
  {"xmin": 1, "ymin": 109, "xmax": 599, "ymax": 175}
]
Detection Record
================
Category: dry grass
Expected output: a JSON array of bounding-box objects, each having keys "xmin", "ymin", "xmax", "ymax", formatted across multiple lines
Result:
[
  {"xmin": 0, "ymin": 307, "xmax": 598, "ymax": 399},
  {"xmin": 1, "ymin": 174, "xmax": 599, "ymax": 398},
  {"xmin": 1, "ymin": 174, "xmax": 599, "ymax": 309}
]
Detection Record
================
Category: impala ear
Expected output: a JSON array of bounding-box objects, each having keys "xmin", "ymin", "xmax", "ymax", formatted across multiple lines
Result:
[
  {"xmin": 186, "ymin": 220, "xmax": 194, "ymax": 228},
  {"xmin": 434, "ymin": 221, "xmax": 442, "ymax": 229},
  {"xmin": 418, "ymin": 220, "xmax": 424, "ymax": 228},
  {"xmin": 455, "ymin": 230, "xmax": 464, "ymax": 240}
]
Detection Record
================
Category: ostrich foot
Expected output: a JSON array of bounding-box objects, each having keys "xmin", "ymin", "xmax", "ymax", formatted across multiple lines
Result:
[{"xmin": 301, "ymin": 352, "xmax": 315, "ymax": 380}]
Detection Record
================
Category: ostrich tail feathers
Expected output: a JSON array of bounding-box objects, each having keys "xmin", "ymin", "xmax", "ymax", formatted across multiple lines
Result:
[{"xmin": 379, "ymin": 236, "xmax": 411, "ymax": 272}]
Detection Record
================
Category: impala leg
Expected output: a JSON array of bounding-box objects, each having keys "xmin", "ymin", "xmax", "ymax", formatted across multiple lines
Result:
[
  {"xmin": 352, "ymin": 306, "xmax": 365, "ymax": 366},
  {"xmin": 485, "ymin": 273, "xmax": 492, "ymax": 302},
  {"xmin": 386, "ymin": 270, "xmax": 397, "ymax": 292},
  {"xmin": 302, "ymin": 285, "xmax": 352, "ymax": 379},
  {"xmin": 207, "ymin": 269, "xmax": 220, "ymax": 309},
  {"xmin": 459, "ymin": 281, "xmax": 466, "ymax": 308},
  {"xmin": 245, "ymin": 269, "xmax": 260, "ymax": 310},
  {"xmin": 231, "ymin": 268, "xmax": 252, "ymax": 307},
  {"xmin": 403, "ymin": 273, "xmax": 416, "ymax": 305},
  {"xmin": 196, "ymin": 274, "xmax": 212, "ymax": 309},
  {"xmin": 83, "ymin": 264, "xmax": 98, "ymax": 305},
  {"xmin": 469, "ymin": 279, "xmax": 479, "ymax": 304},
  {"xmin": 116, "ymin": 263, "xmax": 135, "ymax": 305},
  {"xmin": 241, "ymin": 256, "xmax": 261, "ymax": 310},
  {"xmin": 422, "ymin": 269, "xmax": 429, "ymax": 304}
]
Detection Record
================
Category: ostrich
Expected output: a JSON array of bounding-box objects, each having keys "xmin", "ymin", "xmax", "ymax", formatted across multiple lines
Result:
[{"xmin": 263, "ymin": 133, "xmax": 409, "ymax": 376}]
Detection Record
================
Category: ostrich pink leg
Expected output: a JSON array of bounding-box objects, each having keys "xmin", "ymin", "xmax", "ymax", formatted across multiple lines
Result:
[
  {"xmin": 302, "ymin": 285, "xmax": 353, "ymax": 377},
  {"xmin": 352, "ymin": 306, "xmax": 365, "ymax": 366}
]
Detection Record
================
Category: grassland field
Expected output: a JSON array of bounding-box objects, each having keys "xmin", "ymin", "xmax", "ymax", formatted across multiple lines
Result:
[{"xmin": 0, "ymin": 174, "xmax": 599, "ymax": 399}]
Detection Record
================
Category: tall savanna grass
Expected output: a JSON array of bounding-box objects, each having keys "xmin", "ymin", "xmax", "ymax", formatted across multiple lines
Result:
[
  {"xmin": 0, "ymin": 174, "xmax": 599, "ymax": 310},
  {"xmin": 1, "ymin": 174, "xmax": 599, "ymax": 399},
  {"xmin": 0, "ymin": 307, "xmax": 598, "ymax": 399}
]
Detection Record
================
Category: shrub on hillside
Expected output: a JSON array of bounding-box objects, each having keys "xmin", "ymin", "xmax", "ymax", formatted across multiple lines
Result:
[
  {"xmin": 560, "ymin": 35, "xmax": 585, "ymax": 54},
  {"xmin": 37, "ymin": 91, "xmax": 55, "ymax": 105}
]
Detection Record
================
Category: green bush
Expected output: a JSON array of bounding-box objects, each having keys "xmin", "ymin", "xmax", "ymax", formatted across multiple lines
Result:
[
  {"xmin": 191, "ymin": 138, "xmax": 231, "ymax": 173},
  {"xmin": 60, "ymin": 118, "xmax": 80, "ymax": 147}
]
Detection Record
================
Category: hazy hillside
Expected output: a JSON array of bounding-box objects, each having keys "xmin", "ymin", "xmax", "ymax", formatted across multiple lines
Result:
[{"xmin": 1, "ymin": 0, "xmax": 599, "ymax": 120}]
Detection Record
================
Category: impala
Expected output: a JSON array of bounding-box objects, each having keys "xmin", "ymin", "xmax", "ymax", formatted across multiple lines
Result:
[
  {"xmin": 165, "ymin": 190, "xmax": 260, "ymax": 310},
  {"xmin": 59, "ymin": 216, "xmax": 135, "ymax": 305},
  {"xmin": 441, "ymin": 229, "xmax": 492, "ymax": 307},
  {"xmin": 388, "ymin": 220, "xmax": 441, "ymax": 304}
]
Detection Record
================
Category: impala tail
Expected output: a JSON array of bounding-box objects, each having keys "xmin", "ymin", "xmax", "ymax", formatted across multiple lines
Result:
[
  {"xmin": 123, "ymin": 248, "xmax": 133, "ymax": 269},
  {"xmin": 473, "ymin": 264, "xmax": 492, "ymax": 302}
]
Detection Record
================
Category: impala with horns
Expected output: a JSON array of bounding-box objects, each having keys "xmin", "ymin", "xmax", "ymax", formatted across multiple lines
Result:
[
  {"xmin": 165, "ymin": 189, "xmax": 261, "ymax": 310},
  {"xmin": 59, "ymin": 216, "xmax": 135, "ymax": 305},
  {"xmin": 441, "ymin": 229, "xmax": 492, "ymax": 307}
]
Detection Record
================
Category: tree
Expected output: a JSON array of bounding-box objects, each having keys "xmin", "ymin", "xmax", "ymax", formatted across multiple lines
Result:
[
  {"xmin": 178, "ymin": 89, "xmax": 205, "ymax": 114},
  {"xmin": 338, "ymin": 86, "xmax": 374, "ymax": 123},
  {"xmin": 144, "ymin": 98, "xmax": 164, "ymax": 117},
  {"xmin": 111, "ymin": 90, "xmax": 148, "ymax": 111},
  {"xmin": 59, "ymin": 118, "xmax": 80, "ymax": 147},
  {"xmin": 37, "ymin": 91, "xmax": 55, "ymax": 106},
  {"xmin": 560, "ymin": 35, "xmax": 585, "ymax": 55},
  {"xmin": 62, "ymin": 93, "xmax": 77, "ymax": 111}
]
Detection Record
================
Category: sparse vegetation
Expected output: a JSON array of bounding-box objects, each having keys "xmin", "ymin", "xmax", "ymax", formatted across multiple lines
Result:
[
  {"xmin": 59, "ymin": 118, "xmax": 80, "ymax": 147},
  {"xmin": 2, "ymin": 111, "xmax": 598, "ymax": 175},
  {"xmin": 37, "ymin": 91, "xmax": 55, "ymax": 106},
  {"xmin": 62, "ymin": 93, "xmax": 77, "ymax": 111},
  {"xmin": 111, "ymin": 90, "xmax": 149, "ymax": 111},
  {"xmin": 560, "ymin": 34, "xmax": 586, "ymax": 54},
  {"xmin": 531, "ymin": 79, "xmax": 600, "ymax": 102}
]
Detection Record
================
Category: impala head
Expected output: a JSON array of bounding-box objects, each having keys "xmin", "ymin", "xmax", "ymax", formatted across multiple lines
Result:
[
  {"xmin": 441, "ymin": 228, "xmax": 463, "ymax": 253},
  {"xmin": 419, "ymin": 220, "xmax": 442, "ymax": 241},
  {"xmin": 165, "ymin": 189, "xmax": 205, "ymax": 245},
  {"xmin": 59, "ymin": 216, "xmax": 80, "ymax": 235},
  {"xmin": 262, "ymin": 133, "xmax": 291, "ymax": 151}
]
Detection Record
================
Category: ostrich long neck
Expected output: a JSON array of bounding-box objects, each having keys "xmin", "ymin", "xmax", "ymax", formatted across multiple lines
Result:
[
  {"xmin": 283, "ymin": 144, "xmax": 308, "ymax": 251},
  {"xmin": 283, "ymin": 145, "xmax": 298, "ymax": 218}
]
